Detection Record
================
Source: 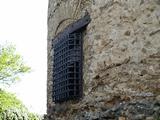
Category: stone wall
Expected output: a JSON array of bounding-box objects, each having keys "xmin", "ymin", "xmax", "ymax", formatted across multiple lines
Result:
[{"xmin": 47, "ymin": 0, "xmax": 160, "ymax": 119}]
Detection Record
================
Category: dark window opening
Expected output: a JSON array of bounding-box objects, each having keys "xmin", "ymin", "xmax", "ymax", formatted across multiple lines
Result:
[{"xmin": 52, "ymin": 15, "xmax": 91, "ymax": 103}]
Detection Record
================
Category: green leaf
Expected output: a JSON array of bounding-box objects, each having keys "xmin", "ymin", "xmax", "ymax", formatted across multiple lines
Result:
[
  {"xmin": 0, "ymin": 90, "xmax": 41, "ymax": 120},
  {"xmin": 0, "ymin": 44, "xmax": 31, "ymax": 85}
]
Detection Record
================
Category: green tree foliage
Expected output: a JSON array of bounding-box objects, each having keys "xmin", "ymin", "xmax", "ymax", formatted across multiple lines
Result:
[
  {"xmin": 0, "ymin": 90, "xmax": 26, "ymax": 113},
  {"xmin": 0, "ymin": 45, "xmax": 40, "ymax": 120},
  {"xmin": 0, "ymin": 44, "xmax": 41, "ymax": 119},
  {"xmin": 0, "ymin": 90, "xmax": 41, "ymax": 120},
  {"xmin": 0, "ymin": 44, "xmax": 30, "ymax": 85}
]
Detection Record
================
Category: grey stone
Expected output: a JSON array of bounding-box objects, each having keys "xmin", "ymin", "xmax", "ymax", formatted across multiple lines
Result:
[
  {"xmin": 156, "ymin": 95, "xmax": 160, "ymax": 101},
  {"xmin": 100, "ymin": 110, "xmax": 115, "ymax": 119},
  {"xmin": 146, "ymin": 117, "xmax": 154, "ymax": 120},
  {"xmin": 134, "ymin": 114, "xmax": 145, "ymax": 120}
]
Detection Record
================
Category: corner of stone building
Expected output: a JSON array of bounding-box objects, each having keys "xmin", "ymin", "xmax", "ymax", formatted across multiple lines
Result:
[{"xmin": 47, "ymin": 0, "xmax": 160, "ymax": 119}]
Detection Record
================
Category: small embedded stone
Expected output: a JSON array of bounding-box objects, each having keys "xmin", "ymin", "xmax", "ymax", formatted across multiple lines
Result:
[
  {"xmin": 140, "ymin": 0, "xmax": 144, "ymax": 5},
  {"xmin": 119, "ymin": 117, "xmax": 126, "ymax": 120},
  {"xmin": 141, "ymin": 70, "xmax": 147, "ymax": 76},
  {"xmin": 94, "ymin": 75, "xmax": 100, "ymax": 79},
  {"xmin": 141, "ymin": 48, "xmax": 147, "ymax": 53},
  {"xmin": 156, "ymin": 95, "xmax": 160, "ymax": 101},
  {"xmin": 95, "ymin": 35, "xmax": 101, "ymax": 40},
  {"xmin": 134, "ymin": 114, "xmax": 145, "ymax": 120},
  {"xmin": 124, "ymin": 31, "xmax": 131, "ymax": 36},
  {"xmin": 146, "ymin": 117, "xmax": 154, "ymax": 120}
]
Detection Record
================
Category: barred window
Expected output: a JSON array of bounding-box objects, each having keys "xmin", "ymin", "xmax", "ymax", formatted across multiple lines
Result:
[{"xmin": 52, "ymin": 15, "xmax": 91, "ymax": 103}]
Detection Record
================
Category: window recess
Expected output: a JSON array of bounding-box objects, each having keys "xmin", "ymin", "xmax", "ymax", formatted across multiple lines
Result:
[{"xmin": 52, "ymin": 15, "xmax": 91, "ymax": 103}]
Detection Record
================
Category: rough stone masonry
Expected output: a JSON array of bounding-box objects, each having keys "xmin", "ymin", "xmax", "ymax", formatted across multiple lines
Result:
[{"xmin": 47, "ymin": 0, "xmax": 160, "ymax": 119}]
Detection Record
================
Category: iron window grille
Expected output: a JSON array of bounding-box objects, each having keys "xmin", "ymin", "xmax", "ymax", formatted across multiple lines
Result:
[{"xmin": 52, "ymin": 15, "xmax": 91, "ymax": 103}]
